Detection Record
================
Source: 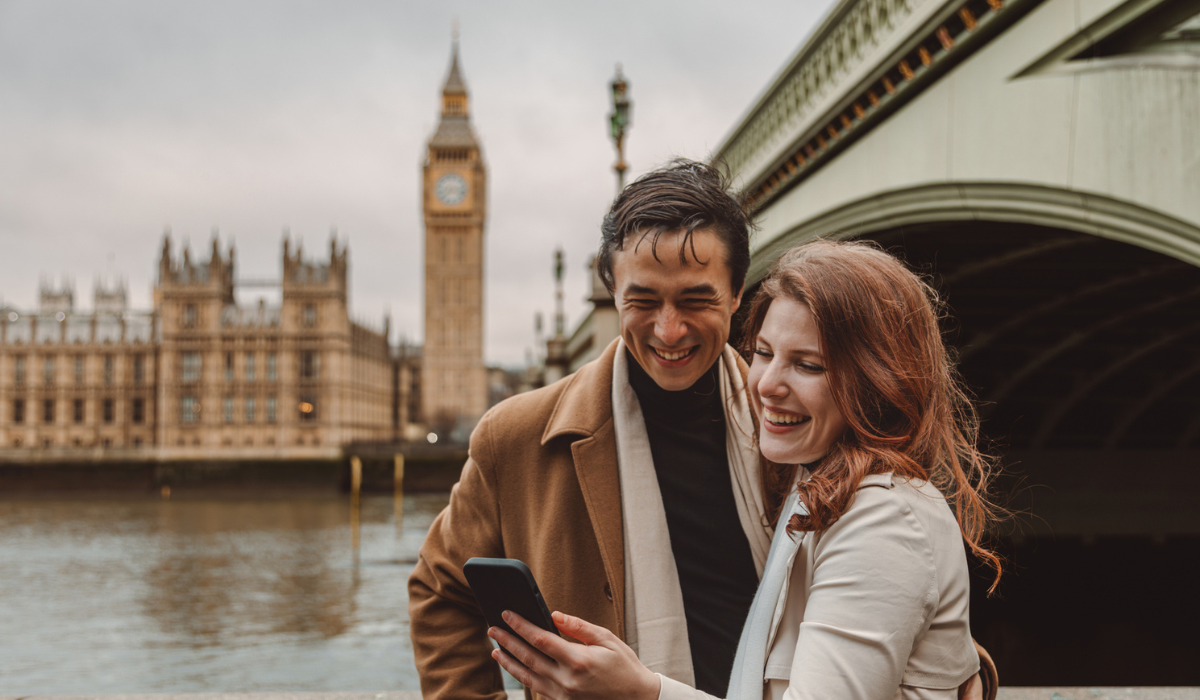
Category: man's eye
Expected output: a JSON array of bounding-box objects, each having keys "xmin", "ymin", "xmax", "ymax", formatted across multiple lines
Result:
[
  {"xmin": 627, "ymin": 298, "xmax": 656, "ymax": 307},
  {"xmin": 682, "ymin": 298, "xmax": 715, "ymax": 307}
]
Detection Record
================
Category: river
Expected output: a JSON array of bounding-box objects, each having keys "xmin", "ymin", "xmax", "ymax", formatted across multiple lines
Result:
[{"xmin": 0, "ymin": 491, "xmax": 509, "ymax": 693}]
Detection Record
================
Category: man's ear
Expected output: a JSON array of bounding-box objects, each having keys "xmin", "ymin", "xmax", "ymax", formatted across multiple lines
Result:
[{"xmin": 732, "ymin": 285, "xmax": 744, "ymax": 313}]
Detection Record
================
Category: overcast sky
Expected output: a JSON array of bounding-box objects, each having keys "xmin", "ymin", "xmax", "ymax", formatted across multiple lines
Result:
[{"xmin": 0, "ymin": 0, "xmax": 832, "ymax": 366}]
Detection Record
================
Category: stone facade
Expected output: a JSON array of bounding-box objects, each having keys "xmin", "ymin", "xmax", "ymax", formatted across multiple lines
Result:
[
  {"xmin": 0, "ymin": 235, "xmax": 400, "ymax": 460},
  {"xmin": 0, "ymin": 280, "xmax": 157, "ymax": 451},
  {"xmin": 421, "ymin": 41, "xmax": 488, "ymax": 436}
]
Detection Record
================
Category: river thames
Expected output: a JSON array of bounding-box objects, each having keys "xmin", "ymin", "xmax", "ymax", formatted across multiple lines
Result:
[{"xmin": 0, "ymin": 491, "xmax": 467, "ymax": 693}]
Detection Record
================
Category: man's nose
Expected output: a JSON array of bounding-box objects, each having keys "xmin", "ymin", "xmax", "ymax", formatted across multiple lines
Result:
[{"xmin": 654, "ymin": 307, "xmax": 688, "ymax": 346}]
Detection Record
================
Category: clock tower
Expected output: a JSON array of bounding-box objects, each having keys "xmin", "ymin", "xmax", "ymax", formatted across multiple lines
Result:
[{"xmin": 422, "ymin": 39, "xmax": 487, "ymax": 433}]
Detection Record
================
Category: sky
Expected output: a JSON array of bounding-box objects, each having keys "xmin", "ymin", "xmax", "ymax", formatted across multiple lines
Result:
[{"xmin": 0, "ymin": 0, "xmax": 833, "ymax": 366}]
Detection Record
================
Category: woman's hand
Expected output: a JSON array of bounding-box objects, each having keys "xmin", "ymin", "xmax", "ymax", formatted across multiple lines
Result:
[{"xmin": 488, "ymin": 610, "xmax": 661, "ymax": 700}]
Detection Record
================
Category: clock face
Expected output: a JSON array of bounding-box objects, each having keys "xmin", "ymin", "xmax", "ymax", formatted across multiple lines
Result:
[{"xmin": 435, "ymin": 173, "xmax": 467, "ymax": 205}]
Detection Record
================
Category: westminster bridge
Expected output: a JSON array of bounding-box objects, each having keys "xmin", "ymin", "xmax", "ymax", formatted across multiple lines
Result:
[{"xmin": 716, "ymin": 0, "xmax": 1199, "ymax": 686}]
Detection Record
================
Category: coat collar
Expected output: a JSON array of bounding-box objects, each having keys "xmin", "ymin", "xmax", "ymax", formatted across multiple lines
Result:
[
  {"xmin": 542, "ymin": 338, "xmax": 752, "ymax": 445},
  {"xmin": 541, "ymin": 338, "xmax": 620, "ymax": 445},
  {"xmin": 536, "ymin": 337, "xmax": 751, "ymax": 641}
]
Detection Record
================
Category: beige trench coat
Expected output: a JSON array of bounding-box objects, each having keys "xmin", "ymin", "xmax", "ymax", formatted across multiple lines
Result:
[{"xmin": 660, "ymin": 473, "xmax": 979, "ymax": 700}]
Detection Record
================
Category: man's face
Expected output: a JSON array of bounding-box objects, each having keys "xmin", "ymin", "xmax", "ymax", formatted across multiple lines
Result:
[{"xmin": 611, "ymin": 227, "xmax": 742, "ymax": 391}]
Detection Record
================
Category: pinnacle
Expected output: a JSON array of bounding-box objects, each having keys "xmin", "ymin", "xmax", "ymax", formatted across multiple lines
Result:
[{"xmin": 443, "ymin": 42, "xmax": 466, "ymax": 95}]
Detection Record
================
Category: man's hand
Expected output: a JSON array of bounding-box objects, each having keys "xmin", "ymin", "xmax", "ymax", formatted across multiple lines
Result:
[{"xmin": 489, "ymin": 610, "xmax": 660, "ymax": 700}]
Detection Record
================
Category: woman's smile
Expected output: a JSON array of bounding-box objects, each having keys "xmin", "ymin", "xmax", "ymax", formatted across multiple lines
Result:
[{"xmin": 748, "ymin": 298, "xmax": 847, "ymax": 464}]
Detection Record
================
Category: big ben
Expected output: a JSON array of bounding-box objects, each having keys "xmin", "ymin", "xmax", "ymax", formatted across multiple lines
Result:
[{"xmin": 422, "ymin": 39, "xmax": 487, "ymax": 432}]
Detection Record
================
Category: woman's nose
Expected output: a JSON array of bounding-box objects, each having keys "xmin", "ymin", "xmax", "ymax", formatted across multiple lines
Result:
[{"xmin": 757, "ymin": 360, "xmax": 788, "ymax": 398}]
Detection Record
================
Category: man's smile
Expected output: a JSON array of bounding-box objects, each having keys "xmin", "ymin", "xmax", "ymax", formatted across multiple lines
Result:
[{"xmin": 651, "ymin": 346, "xmax": 698, "ymax": 363}]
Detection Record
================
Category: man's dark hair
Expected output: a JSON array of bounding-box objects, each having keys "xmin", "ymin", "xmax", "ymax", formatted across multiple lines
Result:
[{"xmin": 597, "ymin": 159, "xmax": 753, "ymax": 295}]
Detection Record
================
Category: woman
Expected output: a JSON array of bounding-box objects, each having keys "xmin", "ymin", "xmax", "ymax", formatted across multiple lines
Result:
[{"xmin": 489, "ymin": 239, "xmax": 1002, "ymax": 700}]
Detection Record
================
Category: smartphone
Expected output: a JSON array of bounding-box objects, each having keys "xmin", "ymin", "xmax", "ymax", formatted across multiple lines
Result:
[{"xmin": 463, "ymin": 557, "xmax": 560, "ymax": 641}]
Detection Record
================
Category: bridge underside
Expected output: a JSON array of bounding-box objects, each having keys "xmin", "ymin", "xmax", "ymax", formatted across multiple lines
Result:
[
  {"xmin": 865, "ymin": 221, "xmax": 1200, "ymax": 453},
  {"xmin": 734, "ymin": 220, "xmax": 1200, "ymax": 683},
  {"xmin": 850, "ymin": 222, "xmax": 1200, "ymax": 685}
]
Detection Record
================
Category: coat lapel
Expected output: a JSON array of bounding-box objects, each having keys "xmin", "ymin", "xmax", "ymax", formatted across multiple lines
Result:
[{"xmin": 542, "ymin": 339, "xmax": 625, "ymax": 637}]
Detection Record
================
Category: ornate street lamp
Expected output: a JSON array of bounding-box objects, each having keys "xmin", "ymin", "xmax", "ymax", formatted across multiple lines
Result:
[{"xmin": 609, "ymin": 65, "xmax": 632, "ymax": 194}]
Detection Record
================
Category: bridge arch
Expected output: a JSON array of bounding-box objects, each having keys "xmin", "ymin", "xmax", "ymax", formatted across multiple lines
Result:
[
  {"xmin": 742, "ymin": 183, "xmax": 1200, "ymax": 456},
  {"xmin": 748, "ymin": 182, "xmax": 1200, "ymax": 281}
]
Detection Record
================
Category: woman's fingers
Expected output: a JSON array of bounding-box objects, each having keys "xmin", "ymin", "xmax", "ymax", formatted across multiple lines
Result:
[
  {"xmin": 552, "ymin": 611, "xmax": 619, "ymax": 647},
  {"xmin": 493, "ymin": 611, "xmax": 660, "ymax": 700},
  {"xmin": 491, "ymin": 648, "xmax": 554, "ymax": 697},
  {"xmin": 502, "ymin": 610, "xmax": 580, "ymax": 664},
  {"xmin": 489, "ymin": 622, "xmax": 555, "ymax": 678}
]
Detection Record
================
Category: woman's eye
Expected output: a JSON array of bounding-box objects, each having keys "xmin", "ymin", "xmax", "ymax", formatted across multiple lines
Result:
[
  {"xmin": 754, "ymin": 348, "xmax": 772, "ymax": 358},
  {"xmin": 797, "ymin": 362, "xmax": 824, "ymax": 372}
]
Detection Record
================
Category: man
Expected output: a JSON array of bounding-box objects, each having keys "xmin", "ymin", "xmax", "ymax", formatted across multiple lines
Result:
[{"xmin": 408, "ymin": 160, "xmax": 989, "ymax": 699}]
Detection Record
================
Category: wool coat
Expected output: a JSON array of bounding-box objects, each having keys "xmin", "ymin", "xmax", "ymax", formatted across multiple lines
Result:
[{"xmin": 408, "ymin": 339, "xmax": 630, "ymax": 700}]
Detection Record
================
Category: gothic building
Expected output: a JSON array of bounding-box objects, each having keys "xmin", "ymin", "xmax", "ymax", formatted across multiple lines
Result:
[
  {"xmin": 0, "ymin": 278, "xmax": 156, "ymax": 451},
  {"xmin": 0, "ymin": 234, "xmax": 398, "ymax": 458},
  {"xmin": 422, "ymin": 40, "xmax": 488, "ymax": 436}
]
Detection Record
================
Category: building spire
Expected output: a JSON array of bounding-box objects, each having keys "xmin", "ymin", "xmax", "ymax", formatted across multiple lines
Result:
[
  {"xmin": 443, "ymin": 25, "xmax": 466, "ymax": 97},
  {"xmin": 430, "ymin": 31, "xmax": 477, "ymax": 148}
]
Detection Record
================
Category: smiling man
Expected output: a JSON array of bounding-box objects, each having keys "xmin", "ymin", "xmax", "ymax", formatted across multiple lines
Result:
[
  {"xmin": 409, "ymin": 160, "xmax": 763, "ymax": 698},
  {"xmin": 407, "ymin": 160, "xmax": 988, "ymax": 700}
]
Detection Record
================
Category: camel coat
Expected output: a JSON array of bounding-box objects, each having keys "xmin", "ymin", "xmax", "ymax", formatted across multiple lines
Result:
[{"xmin": 408, "ymin": 339, "xmax": 629, "ymax": 700}]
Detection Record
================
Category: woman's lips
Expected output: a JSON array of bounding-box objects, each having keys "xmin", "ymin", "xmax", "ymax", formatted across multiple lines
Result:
[{"xmin": 763, "ymin": 407, "xmax": 810, "ymax": 433}]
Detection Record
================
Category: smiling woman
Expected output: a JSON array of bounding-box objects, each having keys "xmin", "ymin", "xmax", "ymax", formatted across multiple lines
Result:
[{"xmin": 740, "ymin": 240, "xmax": 1002, "ymax": 569}]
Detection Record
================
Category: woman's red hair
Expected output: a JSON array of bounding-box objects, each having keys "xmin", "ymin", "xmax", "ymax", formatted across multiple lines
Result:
[{"xmin": 742, "ymin": 239, "xmax": 1003, "ymax": 592}]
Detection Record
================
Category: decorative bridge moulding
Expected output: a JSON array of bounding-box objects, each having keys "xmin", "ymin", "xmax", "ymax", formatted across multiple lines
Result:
[
  {"xmin": 745, "ymin": 182, "xmax": 1200, "ymax": 283},
  {"xmin": 712, "ymin": 0, "xmax": 1041, "ymax": 211}
]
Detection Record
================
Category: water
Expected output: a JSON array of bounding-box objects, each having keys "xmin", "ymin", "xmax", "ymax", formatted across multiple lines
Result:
[{"xmin": 0, "ymin": 493, "xmax": 451, "ymax": 693}]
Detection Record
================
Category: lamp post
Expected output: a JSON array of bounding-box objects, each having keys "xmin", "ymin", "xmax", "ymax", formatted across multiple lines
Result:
[
  {"xmin": 609, "ymin": 65, "xmax": 632, "ymax": 194},
  {"xmin": 553, "ymin": 248, "xmax": 565, "ymax": 337}
]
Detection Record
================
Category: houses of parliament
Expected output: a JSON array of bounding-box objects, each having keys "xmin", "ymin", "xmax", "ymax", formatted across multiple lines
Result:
[{"xmin": 0, "ymin": 42, "xmax": 490, "ymax": 461}]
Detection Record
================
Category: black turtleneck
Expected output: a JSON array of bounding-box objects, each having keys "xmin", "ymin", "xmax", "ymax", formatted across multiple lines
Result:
[{"xmin": 626, "ymin": 351, "xmax": 759, "ymax": 695}]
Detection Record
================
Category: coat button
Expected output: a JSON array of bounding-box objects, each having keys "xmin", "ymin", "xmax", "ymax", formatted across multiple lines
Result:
[{"xmin": 603, "ymin": 582, "xmax": 613, "ymax": 601}]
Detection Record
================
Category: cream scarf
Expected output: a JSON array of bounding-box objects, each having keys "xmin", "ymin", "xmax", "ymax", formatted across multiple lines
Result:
[{"xmin": 612, "ymin": 339, "xmax": 774, "ymax": 686}]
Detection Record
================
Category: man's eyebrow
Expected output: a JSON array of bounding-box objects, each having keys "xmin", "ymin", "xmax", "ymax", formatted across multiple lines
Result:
[
  {"xmin": 681, "ymin": 284, "xmax": 719, "ymax": 296},
  {"xmin": 625, "ymin": 284, "xmax": 658, "ymax": 295}
]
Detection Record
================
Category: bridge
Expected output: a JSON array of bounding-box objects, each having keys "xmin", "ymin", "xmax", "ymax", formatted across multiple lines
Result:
[{"xmin": 715, "ymin": 0, "xmax": 1199, "ymax": 686}]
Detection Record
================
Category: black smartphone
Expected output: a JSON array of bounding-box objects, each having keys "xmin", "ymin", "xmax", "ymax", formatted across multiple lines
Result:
[{"xmin": 463, "ymin": 557, "xmax": 560, "ymax": 641}]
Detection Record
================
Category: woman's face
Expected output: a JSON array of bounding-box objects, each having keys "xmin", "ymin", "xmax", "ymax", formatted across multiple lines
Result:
[{"xmin": 748, "ymin": 298, "xmax": 848, "ymax": 465}]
